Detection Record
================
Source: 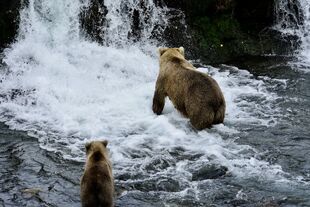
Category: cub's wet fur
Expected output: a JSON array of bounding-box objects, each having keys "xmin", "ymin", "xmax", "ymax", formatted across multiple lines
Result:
[{"xmin": 80, "ymin": 140, "xmax": 114, "ymax": 207}]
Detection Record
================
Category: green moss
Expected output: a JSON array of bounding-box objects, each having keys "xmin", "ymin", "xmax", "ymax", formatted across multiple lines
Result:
[
  {"xmin": 193, "ymin": 15, "xmax": 242, "ymax": 49},
  {"xmin": 166, "ymin": 0, "xmax": 291, "ymax": 63}
]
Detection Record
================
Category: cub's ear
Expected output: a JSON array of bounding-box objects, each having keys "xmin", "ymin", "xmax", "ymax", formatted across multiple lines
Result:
[
  {"xmin": 101, "ymin": 140, "xmax": 108, "ymax": 147},
  {"xmin": 85, "ymin": 142, "xmax": 91, "ymax": 152},
  {"xmin": 158, "ymin": 47, "xmax": 168, "ymax": 56},
  {"xmin": 178, "ymin": 47, "xmax": 185, "ymax": 56}
]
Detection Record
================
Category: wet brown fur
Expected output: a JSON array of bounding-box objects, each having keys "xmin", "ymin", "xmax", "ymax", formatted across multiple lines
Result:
[
  {"xmin": 152, "ymin": 47, "xmax": 226, "ymax": 130},
  {"xmin": 80, "ymin": 140, "xmax": 114, "ymax": 207}
]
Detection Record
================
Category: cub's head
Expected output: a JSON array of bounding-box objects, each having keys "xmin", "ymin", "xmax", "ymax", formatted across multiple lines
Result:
[
  {"xmin": 158, "ymin": 47, "xmax": 185, "ymax": 58},
  {"xmin": 85, "ymin": 140, "xmax": 109, "ymax": 158}
]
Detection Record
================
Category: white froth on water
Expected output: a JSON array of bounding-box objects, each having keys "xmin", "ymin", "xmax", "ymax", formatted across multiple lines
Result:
[{"xmin": 0, "ymin": 0, "xmax": 297, "ymax": 190}]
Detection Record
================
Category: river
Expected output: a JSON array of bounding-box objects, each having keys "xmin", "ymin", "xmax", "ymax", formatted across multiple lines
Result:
[{"xmin": 0, "ymin": 0, "xmax": 310, "ymax": 206}]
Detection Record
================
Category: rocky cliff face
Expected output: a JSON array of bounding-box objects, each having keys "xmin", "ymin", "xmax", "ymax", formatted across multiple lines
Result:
[
  {"xmin": 163, "ymin": 0, "xmax": 297, "ymax": 63},
  {"xmin": 0, "ymin": 0, "xmax": 22, "ymax": 50},
  {"xmin": 0, "ymin": 0, "xmax": 298, "ymax": 63}
]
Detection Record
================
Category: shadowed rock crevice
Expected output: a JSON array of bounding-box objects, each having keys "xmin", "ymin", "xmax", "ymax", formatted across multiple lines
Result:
[
  {"xmin": 80, "ymin": 0, "xmax": 108, "ymax": 44},
  {"xmin": 0, "ymin": 0, "xmax": 22, "ymax": 50}
]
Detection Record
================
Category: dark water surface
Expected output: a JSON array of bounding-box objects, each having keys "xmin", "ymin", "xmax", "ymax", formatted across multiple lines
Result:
[{"xmin": 1, "ymin": 57, "xmax": 310, "ymax": 207}]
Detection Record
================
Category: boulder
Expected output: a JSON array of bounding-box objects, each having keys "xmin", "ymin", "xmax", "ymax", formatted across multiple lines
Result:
[{"xmin": 192, "ymin": 164, "xmax": 228, "ymax": 181}]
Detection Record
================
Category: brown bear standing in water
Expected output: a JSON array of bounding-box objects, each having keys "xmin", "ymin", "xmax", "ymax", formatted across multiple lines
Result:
[
  {"xmin": 80, "ymin": 140, "xmax": 114, "ymax": 207},
  {"xmin": 152, "ymin": 47, "xmax": 226, "ymax": 130}
]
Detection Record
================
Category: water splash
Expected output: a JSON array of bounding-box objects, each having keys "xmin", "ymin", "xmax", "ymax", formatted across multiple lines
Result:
[{"xmin": 18, "ymin": 0, "xmax": 88, "ymax": 45}]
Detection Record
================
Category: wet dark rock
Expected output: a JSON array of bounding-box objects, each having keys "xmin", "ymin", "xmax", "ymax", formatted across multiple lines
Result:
[
  {"xmin": 116, "ymin": 191, "xmax": 164, "ymax": 207},
  {"xmin": 0, "ymin": 0, "xmax": 22, "ymax": 49},
  {"xmin": 142, "ymin": 154, "xmax": 176, "ymax": 172},
  {"xmin": 165, "ymin": 199, "xmax": 206, "ymax": 207},
  {"xmin": 261, "ymin": 201, "xmax": 280, "ymax": 207},
  {"xmin": 168, "ymin": 147, "xmax": 204, "ymax": 161},
  {"xmin": 0, "ymin": 123, "xmax": 83, "ymax": 206},
  {"xmin": 234, "ymin": 0, "xmax": 274, "ymax": 33},
  {"xmin": 0, "ymin": 0, "xmax": 301, "ymax": 63},
  {"xmin": 163, "ymin": 0, "xmax": 297, "ymax": 63},
  {"xmin": 122, "ymin": 176, "xmax": 183, "ymax": 193},
  {"xmin": 80, "ymin": 0, "xmax": 108, "ymax": 44},
  {"xmin": 192, "ymin": 164, "xmax": 228, "ymax": 181},
  {"xmin": 130, "ymin": 9, "xmax": 142, "ymax": 40},
  {"xmin": 156, "ymin": 8, "xmax": 198, "ymax": 59},
  {"xmin": 156, "ymin": 177, "xmax": 181, "ymax": 192},
  {"xmin": 115, "ymin": 172, "xmax": 147, "ymax": 181},
  {"xmin": 228, "ymin": 199, "xmax": 249, "ymax": 206}
]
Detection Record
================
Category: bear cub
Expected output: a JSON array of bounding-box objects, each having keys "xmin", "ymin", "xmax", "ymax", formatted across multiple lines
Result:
[
  {"xmin": 152, "ymin": 47, "xmax": 226, "ymax": 130},
  {"xmin": 80, "ymin": 140, "xmax": 114, "ymax": 207}
]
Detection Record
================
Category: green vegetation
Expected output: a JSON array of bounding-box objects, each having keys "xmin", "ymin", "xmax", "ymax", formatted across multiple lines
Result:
[
  {"xmin": 190, "ymin": 13, "xmax": 256, "ymax": 63},
  {"xmin": 193, "ymin": 15, "xmax": 241, "ymax": 49},
  {"xmin": 164, "ymin": 0, "xmax": 292, "ymax": 63}
]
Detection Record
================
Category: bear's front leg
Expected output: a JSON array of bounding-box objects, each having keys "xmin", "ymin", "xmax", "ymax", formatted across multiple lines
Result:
[{"xmin": 152, "ymin": 89, "xmax": 165, "ymax": 115}]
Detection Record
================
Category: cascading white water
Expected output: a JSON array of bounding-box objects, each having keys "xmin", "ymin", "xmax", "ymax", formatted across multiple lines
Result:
[
  {"xmin": 0, "ymin": 0, "xmax": 300, "ymax": 201},
  {"xmin": 275, "ymin": 0, "xmax": 310, "ymax": 68},
  {"xmin": 18, "ymin": 0, "xmax": 87, "ymax": 47},
  {"xmin": 103, "ymin": 0, "xmax": 168, "ymax": 47}
]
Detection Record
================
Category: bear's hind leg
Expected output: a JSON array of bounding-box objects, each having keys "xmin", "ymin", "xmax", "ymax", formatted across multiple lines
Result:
[
  {"xmin": 213, "ymin": 104, "xmax": 225, "ymax": 125},
  {"xmin": 189, "ymin": 109, "xmax": 215, "ymax": 130},
  {"xmin": 152, "ymin": 90, "xmax": 166, "ymax": 115}
]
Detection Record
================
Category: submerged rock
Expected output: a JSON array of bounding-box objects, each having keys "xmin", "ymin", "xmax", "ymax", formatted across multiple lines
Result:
[
  {"xmin": 192, "ymin": 164, "xmax": 228, "ymax": 181},
  {"xmin": 142, "ymin": 154, "xmax": 176, "ymax": 172},
  {"xmin": 262, "ymin": 202, "xmax": 280, "ymax": 207},
  {"xmin": 120, "ymin": 177, "xmax": 183, "ymax": 192}
]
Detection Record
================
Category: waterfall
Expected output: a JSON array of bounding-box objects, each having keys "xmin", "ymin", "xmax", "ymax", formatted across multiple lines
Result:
[
  {"xmin": 18, "ymin": 0, "xmax": 88, "ymax": 46},
  {"xmin": 15, "ymin": 0, "xmax": 170, "ymax": 48},
  {"xmin": 275, "ymin": 0, "xmax": 310, "ymax": 67},
  {"xmin": 102, "ymin": 0, "xmax": 168, "ymax": 47}
]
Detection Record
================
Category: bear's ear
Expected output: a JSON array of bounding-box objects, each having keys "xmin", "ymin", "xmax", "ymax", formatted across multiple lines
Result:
[
  {"xmin": 178, "ymin": 47, "xmax": 185, "ymax": 56},
  {"xmin": 101, "ymin": 140, "xmax": 108, "ymax": 147},
  {"xmin": 158, "ymin": 47, "xmax": 168, "ymax": 56},
  {"xmin": 85, "ymin": 142, "xmax": 91, "ymax": 153}
]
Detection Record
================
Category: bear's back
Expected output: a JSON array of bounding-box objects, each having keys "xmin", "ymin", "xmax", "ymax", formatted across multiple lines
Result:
[
  {"xmin": 81, "ymin": 142, "xmax": 114, "ymax": 207},
  {"xmin": 81, "ymin": 162, "xmax": 114, "ymax": 207},
  {"xmin": 166, "ymin": 64, "xmax": 224, "ymax": 110}
]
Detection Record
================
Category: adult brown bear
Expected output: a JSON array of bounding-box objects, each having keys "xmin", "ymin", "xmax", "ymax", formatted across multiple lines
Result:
[
  {"xmin": 80, "ymin": 140, "xmax": 114, "ymax": 207},
  {"xmin": 152, "ymin": 47, "xmax": 226, "ymax": 130}
]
